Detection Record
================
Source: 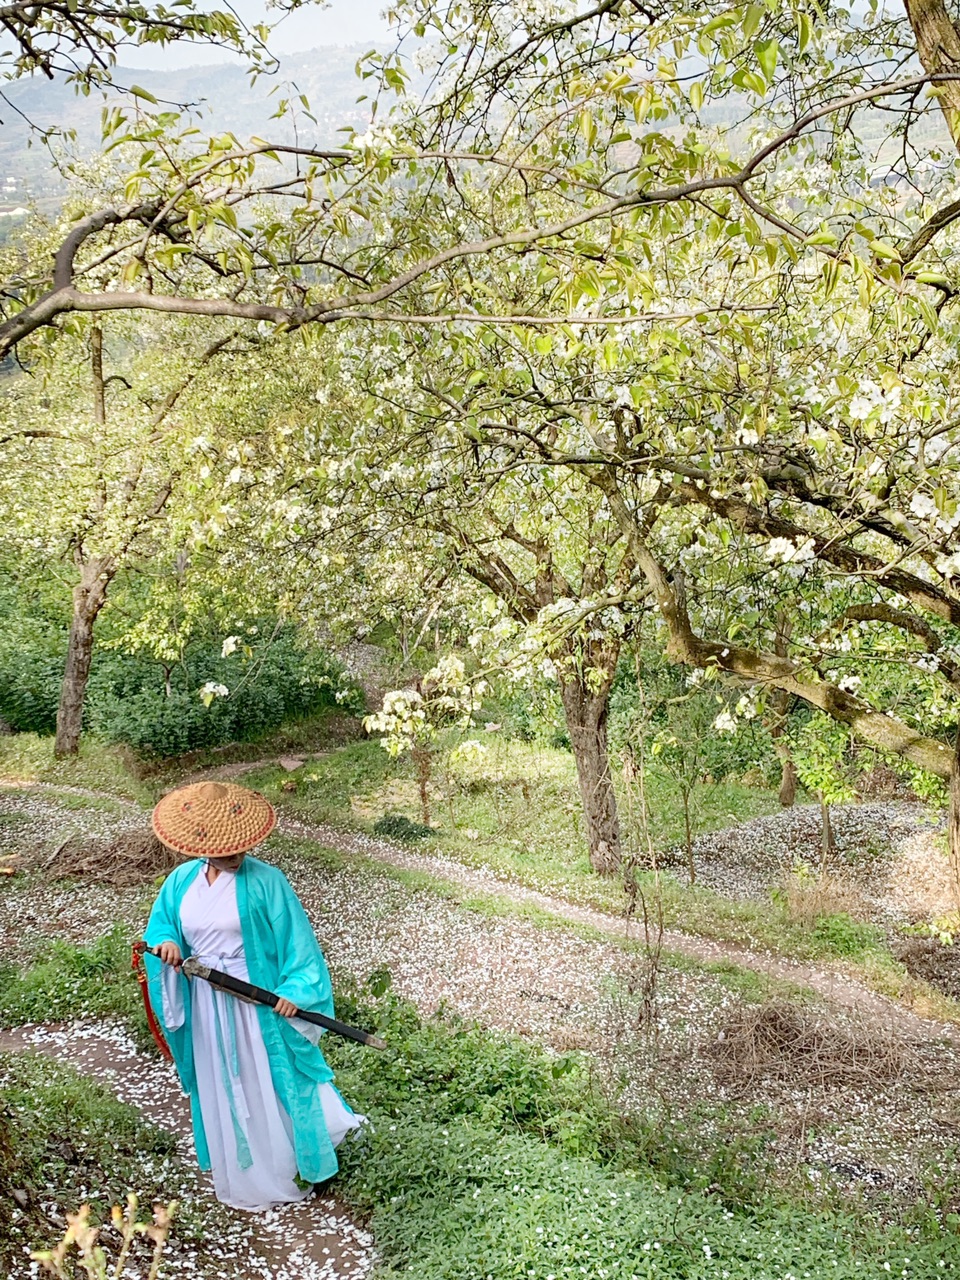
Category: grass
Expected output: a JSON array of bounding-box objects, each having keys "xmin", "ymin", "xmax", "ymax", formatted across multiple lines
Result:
[
  {"xmin": 0, "ymin": 733, "xmax": 154, "ymax": 805},
  {"xmin": 6, "ymin": 933, "xmax": 960, "ymax": 1280},
  {"xmin": 0, "ymin": 924, "xmax": 151, "ymax": 1045},
  {"xmin": 0, "ymin": 1050, "xmax": 227, "ymax": 1276}
]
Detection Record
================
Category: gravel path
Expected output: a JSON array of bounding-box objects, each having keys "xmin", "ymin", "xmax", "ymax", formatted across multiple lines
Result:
[{"xmin": 279, "ymin": 813, "xmax": 958, "ymax": 1042}]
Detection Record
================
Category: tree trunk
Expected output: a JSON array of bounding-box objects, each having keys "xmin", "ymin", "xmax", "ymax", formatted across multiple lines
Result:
[
  {"xmin": 412, "ymin": 744, "xmax": 432, "ymax": 827},
  {"xmin": 54, "ymin": 559, "xmax": 111, "ymax": 758},
  {"xmin": 559, "ymin": 672, "xmax": 622, "ymax": 875},
  {"xmin": 770, "ymin": 617, "xmax": 797, "ymax": 807},
  {"xmin": 682, "ymin": 789, "xmax": 695, "ymax": 885},
  {"xmin": 819, "ymin": 794, "xmax": 835, "ymax": 873},
  {"xmin": 949, "ymin": 725, "xmax": 960, "ymax": 909},
  {"xmin": 777, "ymin": 751, "xmax": 798, "ymax": 808}
]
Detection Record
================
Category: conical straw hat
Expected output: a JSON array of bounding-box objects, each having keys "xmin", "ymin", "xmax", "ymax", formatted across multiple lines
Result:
[{"xmin": 152, "ymin": 780, "xmax": 276, "ymax": 858}]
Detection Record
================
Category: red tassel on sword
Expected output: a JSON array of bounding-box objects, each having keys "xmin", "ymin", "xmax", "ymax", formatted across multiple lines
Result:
[{"xmin": 131, "ymin": 941, "xmax": 173, "ymax": 1062}]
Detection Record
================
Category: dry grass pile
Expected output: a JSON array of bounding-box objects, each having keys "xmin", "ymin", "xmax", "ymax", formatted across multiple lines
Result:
[
  {"xmin": 31, "ymin": 829, "xmax": 178, "ymax": 887},
  {"xmin": 895, "ymin": 935, "xmax": 960, "ymax": 1001},
  {"xmin": 709, "ymin": 1000, "xmax": 912, "ymax": 1092},
  {"xmin": 778, "ymin": 867, "xmax": 867, "ymax": 928}
]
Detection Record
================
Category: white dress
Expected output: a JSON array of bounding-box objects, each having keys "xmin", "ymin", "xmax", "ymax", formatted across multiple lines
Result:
[{"xmin": 162, "ymin": 867, "xmax": 364, "ymax": 1211}]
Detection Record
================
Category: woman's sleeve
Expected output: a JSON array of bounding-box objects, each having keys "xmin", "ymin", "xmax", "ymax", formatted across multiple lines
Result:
[
  {"xmin": 269, "ymin": 872, "xmax": 335, "ymax": 1017},
  {"xmin": 144, "ymin": 870, "xmax": 183, "ymax": 948}
]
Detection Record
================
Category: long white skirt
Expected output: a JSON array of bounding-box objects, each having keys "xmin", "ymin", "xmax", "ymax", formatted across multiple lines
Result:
[{"xmin": 190, "ymin": 977, "xmax": 362, "ymax": 1211}]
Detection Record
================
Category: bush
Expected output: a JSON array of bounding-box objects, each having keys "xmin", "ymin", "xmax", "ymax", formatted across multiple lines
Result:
[
  {"xmin": 87, "ymin": 625, "xmax": 364, "ymax": 756},
  {"xmin": 0, "ymin": 587, "xmax": 365, "ymax": 756},
  {"xmin": 373, "ymin": 813, "xmax": 435, "ymax": 842},
  {"xmin": 0, "ymin": 582, "xmax": 67, "ymax": 735},
  {"xmin": 327, "ymin": 987, "xmax": 960, "ymax": 1280},
  {"xmin": 812, "ymin": 912, "xmax": 883, "ymax": 957}
]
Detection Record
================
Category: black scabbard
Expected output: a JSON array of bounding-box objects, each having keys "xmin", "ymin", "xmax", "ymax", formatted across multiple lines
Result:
[
  {"xmin": 194, "ymin": 963, "xmax": 387, "ymax": 1050},
  {"xmin": 137, "ymin": 943, "xmax": 386, "ymax": 1049}
]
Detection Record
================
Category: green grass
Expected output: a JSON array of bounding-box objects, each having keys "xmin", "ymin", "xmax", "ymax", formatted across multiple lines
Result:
[
  {"xmin": 7, "ymin": 932, "xmax": 960, "ymax": 1280},
  {"xmin": 0, "ymin": 924, "xmax": 152, "ymax": 1045},
  {"xmin": 0, "ymin": 1049, "xmax": 236, "ymax": 1275},
  {"xmin": 0, "ymin": 733, "xmax": 154, "ymax": 805}
]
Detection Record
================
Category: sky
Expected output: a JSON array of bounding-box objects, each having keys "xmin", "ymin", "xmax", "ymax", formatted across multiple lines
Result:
[{"xmin": 118, "ymin": 0, "xmax": 393, "ymax": 68}]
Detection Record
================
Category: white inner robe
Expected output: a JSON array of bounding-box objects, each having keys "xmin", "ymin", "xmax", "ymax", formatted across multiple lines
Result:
[{"xmin": 165, "ymin": 866, "xmax": 364, "ymax": 1211}]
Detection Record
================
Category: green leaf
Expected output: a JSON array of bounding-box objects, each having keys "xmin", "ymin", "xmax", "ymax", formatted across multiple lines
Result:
[
  {"xmin": 797, "ymin": 11, "xmax": 812, "ymax": 51},
  {"xmin": 129, "ymin": 85, "xmax": 159, "ymax": 104},
  {"xmin": 868, "ymin": 240, "xmax": 901, "ymax": 262},
  {"xmin": 914, "ymin": 270, "xmax": 951, "ymax": 287},
  {"xmin": 754, "ymin": 38, "xmax": 778, "ymax": 85},
  {"xmin": 742, "ymin": 4, "xmax": 765, "ymax": 39}
]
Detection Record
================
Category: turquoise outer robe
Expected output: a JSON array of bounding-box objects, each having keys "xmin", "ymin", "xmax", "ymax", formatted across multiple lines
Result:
[{"xmin": 144, "ymin": 855, "xmax": 341, "ymax": 1184}]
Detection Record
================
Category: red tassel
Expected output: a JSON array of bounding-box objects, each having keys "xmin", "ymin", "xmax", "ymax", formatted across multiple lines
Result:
[{"xmin": 131, "ymin": 942, "xmax": 173, "ymax": 1062}]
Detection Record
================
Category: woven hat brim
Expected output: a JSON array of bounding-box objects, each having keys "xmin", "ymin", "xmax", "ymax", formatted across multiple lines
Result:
[{"xmin": 151, "ymin": 794, "xmax": 276, "ymax": 858}]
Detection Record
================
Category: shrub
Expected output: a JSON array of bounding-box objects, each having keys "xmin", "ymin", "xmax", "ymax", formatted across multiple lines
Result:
[
  {"xmin": 0, "ymin": 591, "xmax": 365, "ymax": 756},
  {"xmin": 373, "ymin": 813, "xmax": 435, "ymax": 842},
  {"xmin": 812, "ymin": 912, "xmax": 883, "ymax": 957}
]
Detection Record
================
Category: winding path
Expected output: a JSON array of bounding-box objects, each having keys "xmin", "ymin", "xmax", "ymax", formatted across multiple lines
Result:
[{"xmin": 5, "ymin": 764, "xmax": 957, "ymax": 1044}]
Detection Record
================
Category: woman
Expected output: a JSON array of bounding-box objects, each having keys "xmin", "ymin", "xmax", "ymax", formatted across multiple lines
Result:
[{"xmin": 143, "ymin": 779, "xmax": 364, "ymax": 1211}]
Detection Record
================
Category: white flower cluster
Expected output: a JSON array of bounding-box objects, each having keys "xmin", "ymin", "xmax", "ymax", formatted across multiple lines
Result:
[
  {"xmin": 713, "ymin": 709, "xmax": 738, "ymax": 734},
  {"xmin": 199, "ymin": 681, "xmax": 229, "ymax": 706},
  {"xmin": 766, "ymin": 537, "xmax": 816, "ymax": 563},
  {"xmin": 221, "ymin": 635, "xmax": 241, "ymax": 658},
  {"xmin": 364, "ymin": 689, "xmax": 429, "ymax": 757}
]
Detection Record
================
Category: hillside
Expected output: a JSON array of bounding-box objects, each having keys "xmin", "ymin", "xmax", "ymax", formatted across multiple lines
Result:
[{"xmin": 0, "ymin": 46, "xmax": 378, "ymax": 200}]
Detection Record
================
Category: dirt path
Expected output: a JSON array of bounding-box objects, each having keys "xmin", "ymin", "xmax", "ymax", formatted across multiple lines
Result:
[
  {"xmin": 0, "ymin": 1021, "xmax": 373, "ymax": 1280},
  {"xmin": 277, "ymin": 813, "xmax": 957, "ymax": 1043},
  {"xmin": 6, "ymin": 769, "xmax": 956, "ymax": 1043}
]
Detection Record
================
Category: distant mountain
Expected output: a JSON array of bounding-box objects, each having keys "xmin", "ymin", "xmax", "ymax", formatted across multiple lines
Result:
[{"xmin": 0, "ymin": 47, "xmax": 378, "ymax": 201}]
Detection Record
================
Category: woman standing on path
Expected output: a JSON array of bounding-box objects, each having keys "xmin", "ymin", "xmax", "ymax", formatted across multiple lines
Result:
[{"xmin": 144, "ymin": 779, "xmax": 364, "ymax": 1212}]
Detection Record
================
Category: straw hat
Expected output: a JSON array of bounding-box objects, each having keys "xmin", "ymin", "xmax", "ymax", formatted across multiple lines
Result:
[{"xmin": 151, "ymin": 780, "xmax": 276, "ymax": 858}]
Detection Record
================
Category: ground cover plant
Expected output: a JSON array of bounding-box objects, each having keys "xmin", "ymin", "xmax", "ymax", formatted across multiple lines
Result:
[{"xmin": 5, "ymin": 933, "xmax": 960, "ymax": 1280}]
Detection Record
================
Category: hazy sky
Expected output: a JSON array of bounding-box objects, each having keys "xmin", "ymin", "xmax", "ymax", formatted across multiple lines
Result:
[{"xmin": 119, "ymin": 0, "xmax": 393, "ymax": 68}]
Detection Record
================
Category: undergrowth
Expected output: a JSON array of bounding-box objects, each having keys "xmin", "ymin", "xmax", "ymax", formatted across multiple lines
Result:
[
  {"xmin": 5, "ymin": 935, "xmax": 960, "ymax": 1279},
  {"xmin": 0, "ymin": 1052, "xmax": 220, "ymax": 1276}
]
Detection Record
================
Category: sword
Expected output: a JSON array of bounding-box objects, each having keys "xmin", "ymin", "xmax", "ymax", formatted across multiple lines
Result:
[{"xmin": 134, "ymin": 942, "xmax": 387, "ymax": 1050}]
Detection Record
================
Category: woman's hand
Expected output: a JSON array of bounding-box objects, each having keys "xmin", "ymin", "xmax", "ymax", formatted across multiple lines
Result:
[
  {"xmin": 274, "ymin": 997, "xmax": 298, "ymax": 1018},
  {"xmin": 158, "ymin": 942, "xmax": 183, "ymax": 969}
]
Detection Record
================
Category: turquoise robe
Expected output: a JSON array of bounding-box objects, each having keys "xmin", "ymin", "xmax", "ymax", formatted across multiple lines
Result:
[{"xmin": 144, "ymin": 855, "xmax": 341, "ymax": 1184}]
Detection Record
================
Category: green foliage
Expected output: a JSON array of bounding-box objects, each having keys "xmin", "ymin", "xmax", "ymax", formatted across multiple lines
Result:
[
  {"xmin": 0, "ymin": 1053, "xmax": 184, "ymax": 1274},
  {"xmin": 812, "ymin": 912, "xmax": 884, "ymax": 958},
  {"xmin": 326, "ymin": 986, "xmax": 960, "ymax": 1280},
  {"xmin": 0, "ymin": 577, "xmax": 70, "ymax": 735},
  {"xmin": 0, "ymin": 586, "xmax": 363, "ymax": 756},
  {"xmin": 373, "ymin": 813, "xmax": 435, "ymax": 842},
  {"xmin": 609, "ymin": 652, "xmax": 779, "ymax": 785},
  {"xmin": 0, "ymin": 925, "xmax": 150, "ymax": 1046}
]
